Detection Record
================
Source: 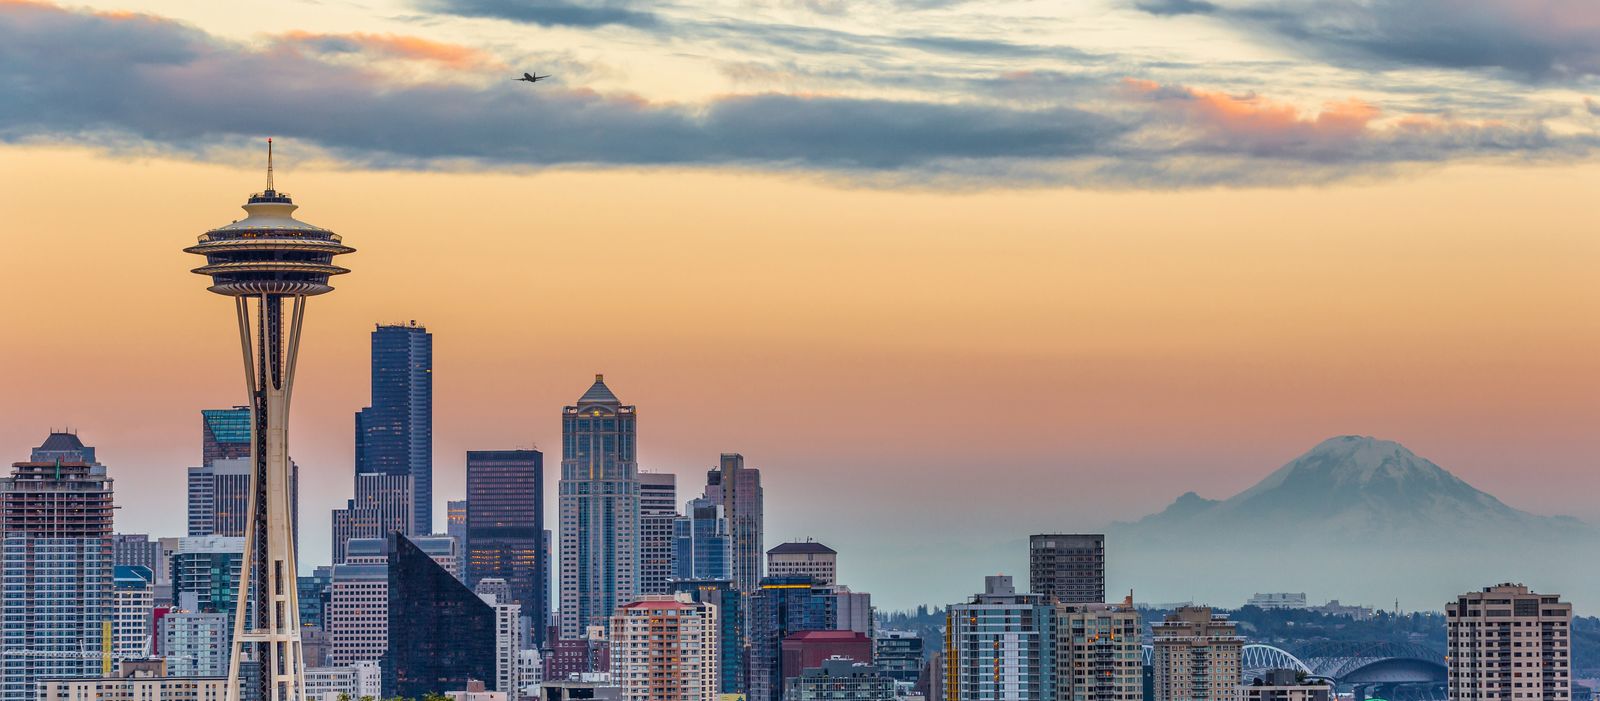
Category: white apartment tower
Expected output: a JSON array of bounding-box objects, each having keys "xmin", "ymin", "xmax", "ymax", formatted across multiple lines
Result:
[
  {"xmin": 1447, "ymin": 583, "xmax": 1572, "ymax": 701},
  {"xmin": 609, "ymin": 594, "xmax": 720, "ymax": 701},
  {"xmin": 1152, "ymin": 606, "xmax": 1243, "ymax": 701}
]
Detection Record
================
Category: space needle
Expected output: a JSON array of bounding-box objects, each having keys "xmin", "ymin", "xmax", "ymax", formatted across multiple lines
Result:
[{"xmin": 185, "ymin": 140, "xmax": 353, "ymax": 701}]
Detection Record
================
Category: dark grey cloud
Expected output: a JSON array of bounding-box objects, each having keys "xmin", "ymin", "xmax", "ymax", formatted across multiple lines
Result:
[
  {"xmin": 420, "ymin": 0, "xmax": 659, "ymax": 28},
  {"xmin": 1, "ymin": 2, "xmax": 1593, "ymax": 188},
  {"xmin": 1134, "ymin": 0, "xmax": 1600, "ymax": 82}
]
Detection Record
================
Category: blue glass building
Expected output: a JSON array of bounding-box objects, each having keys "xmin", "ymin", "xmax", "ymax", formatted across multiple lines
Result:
[
  {"xmin": 557, "ymin": 374, "xmax": 639, "ymax": 639},
  {"xmin": 674, "ymin": 497, "xmax": 732, "ymax": 581},
  {"xmin": 356, "ymin": 322, "xmax": 433, "ymax": 533},
  {"xmin": 383, "ymin": 534, "xmax": 496, "ymax": 698},
  {"xmin": 749, "ymin": 576, "xmax": 839, "ymax": 701},
  {"xmin": 674, "ymin": 578, "xmax": 746, "ymax": 695}
]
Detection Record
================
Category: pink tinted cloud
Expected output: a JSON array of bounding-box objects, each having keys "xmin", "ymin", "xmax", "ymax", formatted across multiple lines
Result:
[
  {"xmin": 1124, "ymin": 78, "xmax": 1380, "ymax": 146},
  {"xmin": 274, "ymin": 30, "xmax": 505, "ymax": 71}
]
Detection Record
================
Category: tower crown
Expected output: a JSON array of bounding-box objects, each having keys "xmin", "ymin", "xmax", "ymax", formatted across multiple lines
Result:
[{"xmin": 184, "ymin": 142, "xmax": 353, "ymax": 297}]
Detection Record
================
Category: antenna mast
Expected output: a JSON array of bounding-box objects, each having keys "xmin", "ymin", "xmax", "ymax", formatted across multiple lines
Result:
[{"xmin": 266, "ymin": 138, "xmax": 274, "ymax": 191}]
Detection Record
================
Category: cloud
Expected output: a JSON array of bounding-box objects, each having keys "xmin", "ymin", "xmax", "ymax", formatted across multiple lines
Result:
[
  {"xmin": 418, "ymin": 0, "xmax": 659, "ymax": 28},
  {"xmin": 0, "ymin": 2, "xmax": 1593, "ymax": 188},
  {"xmin": 1134, "ymin": 0, "xmax": 1600, "ymax": 81},
  {"xmin": 274, "ymin": 31, "xmax": 505, "ymax": 71}
]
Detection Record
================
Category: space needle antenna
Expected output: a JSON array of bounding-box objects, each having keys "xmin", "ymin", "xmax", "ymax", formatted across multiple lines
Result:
[{"xmin": 266, "ymin": 138, "xmax": 274, "ymax": 192}]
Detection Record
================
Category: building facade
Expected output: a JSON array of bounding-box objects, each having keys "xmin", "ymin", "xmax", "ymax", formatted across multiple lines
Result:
[
  {"xmin": 331, "ymin": 472, "xmax": 414, "ymax": 564},
  {"xmin": 1151, "ymin": 607, "xmax": 1243, "ymax": 701},
  {"xmin": 767, "ymin": 542, "xmax": 837, "ymax": 587},
  {"xmin": 1029, "ymin": 534, "xmax": 1105, "ymax": 605},
  {"xmin": 384, "ymin": 534, "xmax": 498, "ymax": 699},
  {"xmin": 673, "ymin": 499, "xmax": 732, "ymax": 582},
  {"xmin": 944, "ymin": 576, "xmax": 1054, "ymax": 701},
  {"xmin": 559, "ymin": 375, "xmax": 640, "ymax": 639},
  {"xmin": 1054, "ymin": 602, "xmax": 1142, "ymax": 701},
  {"xmin": 703, "ymin": 453, "xmax": 763, "ymax": 594},
  {"xmin": 873, "ymin": 630, "xmax": 923, "ymax": 685},
  {"xmin": 749, "ymin": 576, "xmax": 840, "ymax": 701},
  {"xmin": 170, "ymin": 536, "xmax": 245, "ymax": 616},
  {"xmin": 1447, "ymin": 583, "xmax": 1572, "ymax": 701},
  {"xmin": 304, "ymin": 661, "xmax": 382, "ymax": 701},
  {"xmin": 673, "ymin": 579, "xmax": 745, "ymax": 696},
  {"xmin": 160, "ymin": 611, "xmax": 232, "ymax": 677},
  {"xmin": 609, "ymin": 595, "xmax": 720, "ymax": 701},
  {"xmin": 1243, "ymin": 670, "xmax": 1331, "ymax": 701},
  {"xmin": 355, "ymin": 322, "xmax": 433, "ymax": 533},
  {"xmin": 783, "ymin": 659, "xmax": 896, "ymax": 701},
  {"xmin": 0, "ymin": 433, "xmax": 114, "ymax": 701},
  {"xmin": 37, "ymin": 660, "xmax": 228, "ymax": 701},
  {"xmin": 637, "ymin": 472, "xmax": 678, "ymax": 596},
  {"xmin": 113, "ymin": 565, "xmax": 156, "ymax": 659},
  {"xmin": 467, "ymin": 449, "xmax": 546, "ymax": 646}
]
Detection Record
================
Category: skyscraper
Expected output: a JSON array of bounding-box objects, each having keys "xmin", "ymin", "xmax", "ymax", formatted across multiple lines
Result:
[
  {"xmin": 355, "ymin": 322, "xmax": 433, "ymax": 534},
  {"xmin": 704, "ymin": 453, "xmax": 763, "ymax": 593},
  {"xmin": 1029, "ymin": 534, "xmax": 1105, "ymax": 605},
  {"xmin": 189, "ymin": 408, "xmax": 299, "ymax": 548},
  {"xmin": 1054, "ymin": 601, "xmax": 1143, "ymax": 701},
  {"xmin": 384, "ymin": 534, "xmax": 497, "ymax": 699},
  {"xmin": 767, "ymin": 541, "xmax": 837, "ymax": 587},
  {"xmin": 1447, "ymin": 583, "xmax": 1572, "ymax": 701},
  {"xmin": 185, "ymin": 143, "xmax": 353, "ymax": 701},
  {"xmin": 329, "ymin": 535, "xmax": 459, "ymax": 667},
  {"xmin": 944, "ymin": 576, "xmax": 1055, "ymax": 701},
  {"xmin": 674, "ymin": 499, "xmax": 732, "ymax": 582},
  {"xmin": 638, "ymin": 472, "xmax": 678, "ymax": 596},
  {"xmin": 0, "ymin": 433, "xmax": 114, "ymax": 701},
  {"xmin": 610, "ymin": 595, "xmax": 721, "ymax": 701},
  {"xmin": 448, "ymin": 499, "xmax": 468, "ymax": 573},
  {"xmin": 749, "ymin": 576, "xmax": 840, "ymax": 701},
  {"xmin": 112, "ymin": 566, "xmax": 156, "ymax": 659},
  {"xmin": 466, "ymin": 449, "xmax": 546, "ymax": 646},
  {"xmin": 330, "ymin": 472, "xmax": 413, "ymax": 564},
  {"xmin": 170, "ymin": 536, "xmax": 246, "ymax": 616},
  {"xmin": 1151, "ymin": 606, "xmax": 1243, "ymax": 701},
  {"xmin": 673, "ymin": 579, "xmax": 745, "ymax": 696},
  {"xmin": 559, "ymin": 374, "xmax": 640, "ymax": 639}
]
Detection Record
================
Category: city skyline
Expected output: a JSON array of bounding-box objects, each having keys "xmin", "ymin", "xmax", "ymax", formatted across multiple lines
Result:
[{"xmin": 2, "ymin": 0, "xmax": 1599, "ymax": 614}]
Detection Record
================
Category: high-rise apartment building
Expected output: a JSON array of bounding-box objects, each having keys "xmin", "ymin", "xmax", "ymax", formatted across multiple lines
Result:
[
  {"xmin": 160, "ymin": 611, "xmax": 232, "ymax": 677},
  {"xmin": 1029, "ymin": 534, "xmax": 1105, "ymax": 605},
  {"xmin": 674, "ymin": 579, "xmax": 745, "ymax": 696},
  {"xmin": 466, "ymin": 449, "xmax": 546, "ymax": 646},
  {"xmin": 170, "ymin": 536, "xmax": 245, "ymax": 616},
  {"xmin": 1054, "ymin": 601, "xmax": 1143, "ymax": 701},
  {"xmin": 0, "ymin": 432, "xmax": 114, "ymax": 701},
  {"xmin": 1151, "ymin": 606, "xmax": 1243, "ymax": 701},
  {"xmin": 331, "ymin": 472, "xmax": 414, "ymax": 564},
  {"xmin": 674, "ymin": 499, "xmax": 732, "ymax": 582},
  {"xmin": 488, "ymin": 598, "xmax": 524, "ymax": 700},
  {"xmin": 704, "ymin": 453, "xmax": 763, "ymax": 593},
  {"xmin": 944, "ymin": 576, "xmax": 1055, "ymax": 701},
  {"xmin": 1447, "ymin": 583, "xmax": 1572, "ymax": 701},
  {"xmin": 114, "ymin": 534, "xmax": 170, "ymax": 585},
  {"xmin": 356, "ymin": 322, "xmax": 433, "ymax": 533},
  {"xmin": 559, "ymin": 374, "xmax": 640, "ymax": 639},
  {"xmin": 384, "ymin": 534, "xmax": 498, "ymax": 699},
  {"xmin": 873, "ymin": 630, "xmax": 923, "ymax": 685},
  {"xmin": 113, "ymin": 565, "xmax": 157, "ymax": 658},
  {"xmin": 749, "ymin": 576, "xmax": 841, "ymax": 701},
  {"xmin": 768, "ymin": 541, "xmax": 837, "ymax": 587},
  {"xmin": 610, "ymin": 595, "xmax": 721, "ymax": 701},
  {"xmin": 638, "ymin": 472, "xmax": 678, "ymax": 596},
  {"xmin": 783, "ymin": 659, "xmax": 896, "ymax": 701}
]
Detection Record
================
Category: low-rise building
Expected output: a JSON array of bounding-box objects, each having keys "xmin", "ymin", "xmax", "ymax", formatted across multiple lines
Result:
[
  {"xmin": 1243, "ymin": 669, "xmax": 1331, "ymax": 701},
  {"xmin": 783, "ymin": 658, "xmax": 896, "ymax": 701},
  {"xmin": 305, "ymin": 661, "xmax": 382, "ymax": 701},
  {"xmin": 37, "ymin": 659, "xmax": 229, "ymax": 701}
]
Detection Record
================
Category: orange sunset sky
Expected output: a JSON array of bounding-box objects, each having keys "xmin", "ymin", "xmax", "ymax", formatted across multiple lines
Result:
[{"xmin": 1, "ymin": 0, "xmax": 1598, "ymax": 608}]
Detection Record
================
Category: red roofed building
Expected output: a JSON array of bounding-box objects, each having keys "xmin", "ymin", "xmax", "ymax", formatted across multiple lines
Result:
[{"xmin": 780, "ymin": 630, "xmax": 872, "ymax": 683}]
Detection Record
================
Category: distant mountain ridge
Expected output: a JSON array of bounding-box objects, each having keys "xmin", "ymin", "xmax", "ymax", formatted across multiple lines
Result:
[{"xmin": 1117, "ymin": 435, "xmax": 1589, "ymax": 545}]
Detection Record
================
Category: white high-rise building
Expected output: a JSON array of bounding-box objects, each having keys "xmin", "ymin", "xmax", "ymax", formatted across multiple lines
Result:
[
  {"xmin": 517, "ymin": 649, "xmax": 543, "ymax": 699},
  {"xmin": 1447, "ymin": 583, "xmax": 1572, "ymax": 701},
  {"xmin": 482, "ymin": 593, "xmax": 523, "ymax": 699},
  {"xmin": 944, "ymin": 576, "xmax": 1053, "ymax": 701},
  {"xmin": 609, "ymin": 594, "xmax": 719, "ymax": 701},
  {"xmin": 113, "ymin": 565, "xmax": 157, "ymax": 658},
  {"xmin": 1152, "ymin": 606, "xmax": 1243, "ymax": 701}
]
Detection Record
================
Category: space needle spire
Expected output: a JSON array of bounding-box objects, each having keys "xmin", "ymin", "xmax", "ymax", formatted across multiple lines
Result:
[{"xmin": 185, "ymin": 140, "xmax": 353, "ymax": 701}]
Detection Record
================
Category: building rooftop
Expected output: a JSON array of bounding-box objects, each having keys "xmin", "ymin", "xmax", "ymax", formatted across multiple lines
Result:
[
  {"xmin": 37, "ymin": 432, "xmax": 86, "ymax": 452},
  {"xmin": 578, "ymin": 374, "xmax": 620, "ymax": 405},
  {"xmin": 768, "ymin": 541, "xmax": 836, "ymax": 555}
]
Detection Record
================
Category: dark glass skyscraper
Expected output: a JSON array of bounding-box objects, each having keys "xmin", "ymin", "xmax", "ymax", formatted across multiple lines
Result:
[
  {"xmin": 356, "ymin": 322, "xmax": 433, "ymax": 533},
  {"xmin": 674, "ymin": 498, "xmax": 732, "ymax": 581},
  {"xmin": 466, "ymin": 449, "xmax": 546, "ymax": 646},
  {"xmin": 201, "ymin": 407, "xmax": 251, "ymax": 466},
  {"xmin": 749, "ymin": 575, "xmax": 839, "ymax": 701},
  {"xmin": 383, "ymin": 534, "xmax": 496, "ymax": 698},
  {"xmin": 558, "ymin": 374, "xmax": 639, "ymax": 639},
  {"xmin": 674, "ymin": 578, "xmax": 746, "ymax": 695}
]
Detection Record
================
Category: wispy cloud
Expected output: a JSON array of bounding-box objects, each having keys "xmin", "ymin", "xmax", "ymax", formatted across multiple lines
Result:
[
  {"xmin": 0, "ymin": 2, "xmax": 1592, "ymax": 188},
  {"xmin": 1133, "ymin": 0, "xmax": 1600, "ymax": 81},
  {"xmin": 274, "ymin": 31, "xmax": 506, "ymax": 71},
  {"xmin": 418, "ymin": 0, "xmax": 660, "ymax": 28}
]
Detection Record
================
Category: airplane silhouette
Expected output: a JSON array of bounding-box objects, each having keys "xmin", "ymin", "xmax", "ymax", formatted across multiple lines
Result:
[{"xmin": 514, "ymin": 72, "xmax": 550, "ymax": 83}]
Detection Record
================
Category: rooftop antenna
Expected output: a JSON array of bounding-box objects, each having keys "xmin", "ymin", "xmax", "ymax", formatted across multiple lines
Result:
[{"xmin": 266, "ymin": 138, "xmax": 274, "ymax": 192}]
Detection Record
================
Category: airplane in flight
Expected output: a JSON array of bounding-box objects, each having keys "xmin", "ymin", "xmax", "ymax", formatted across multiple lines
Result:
[{"xmin": 514, "ymin": 72, "xmax": 551, "ymax": 83}]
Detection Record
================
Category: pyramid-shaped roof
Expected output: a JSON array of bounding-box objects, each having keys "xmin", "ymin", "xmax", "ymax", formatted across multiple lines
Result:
[{"xmin": 578, "ymin": 374, "xmax": 620, "ymax": 405}]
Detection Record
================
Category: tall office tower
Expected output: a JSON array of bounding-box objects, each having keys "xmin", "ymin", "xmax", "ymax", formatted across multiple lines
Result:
[
  {"xmin": 873, "ymin": 630, "xmax": 924, "ymax": 685},
  {"xmin": 448, "ymin": 499, "xmax": 468, "ymax": 574},
  {"xmin": 160, "ymin": 611, "xmax": 234, "ymax": 677},
  {"xmin": 355, "ymin": 322, "xmax": 433, "ymax": 534},
  {"xmin": 610, "ymin": 595, "xmax": 721, "ymax": 701},
  {"xmin": 674, "ymin": 579, "xmax": 745, "ymax": 696},
  {"xmin": 384, "ymin": 534, "xmax": 497, "ymax": 699},
  {"xmin": 767, "ymin": 541, "xmax": 837, "ymax": 587},
  {"xmin": 113, "ymin": 566, "xmax": 157, "ymax": 658},
  {"xmin": 1151, "ymin": 607, "xmax": 1243, "ymax": 701},
  {"xmin": 330, "ymin": 472, "xmax": 413, "ymax": 563},
  {"xmin": 638, "ymin": 472, "xmax": 678, "ymax": 596},
  {"xmin": 784, "ymin": 659, "xmax": 897, "ymax": 701},
  {"xmin": 1030, "ymin": 534, "xmax": 1106, "ymax": 605},
  {"xmin": 0, "ymin": 432, "xmax": 114, "ymax": 701},
  {"xmin": 559, "ymin": 374, "xmax": 640, "ymax": 639},
  {"xmin": 703, "ymin": 453, "xmax": 763, "ymax": 593},
  {"xmin": 328, "ymin": 535, "xmax": 458, "ymax": 667},
  {"xmin": 171, "ymin": 536, "xmax": 246, "ymax": 616},
  {"xmin": 297, "ymin": 566, "xmax": 333, "ymax": 630},
  {"xmin": 190, "ymin": 409, "xmax": 300, "ymax": 547},
  {"xmin": 749, "ymin": 576, "xmax": 841, "ymax": 701},
  {"xmin": 944, "ymin": 576, "xmax": 1055, "ymax": 701},
  {"xmin": 675, "ymin": 498, "xmax": 733, "ymax": 581},
  {"xmin": 1447, "ymin": 583, "xmax": 1572, "ymax": 701},
  {"xmin": 466, "ymin": 449, "xmax": 546, "ymax": 646},
  {"xmin": 1054, "ymin": 601, "xmax": 1143, "ymax": 701},
  {"xmin": 1243, "ymin": 670, "xmax": 1331, "ymax": 701},
  {"xmin": 186, "ymin": 146, "xmax": 353, "ymax": 701}
]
